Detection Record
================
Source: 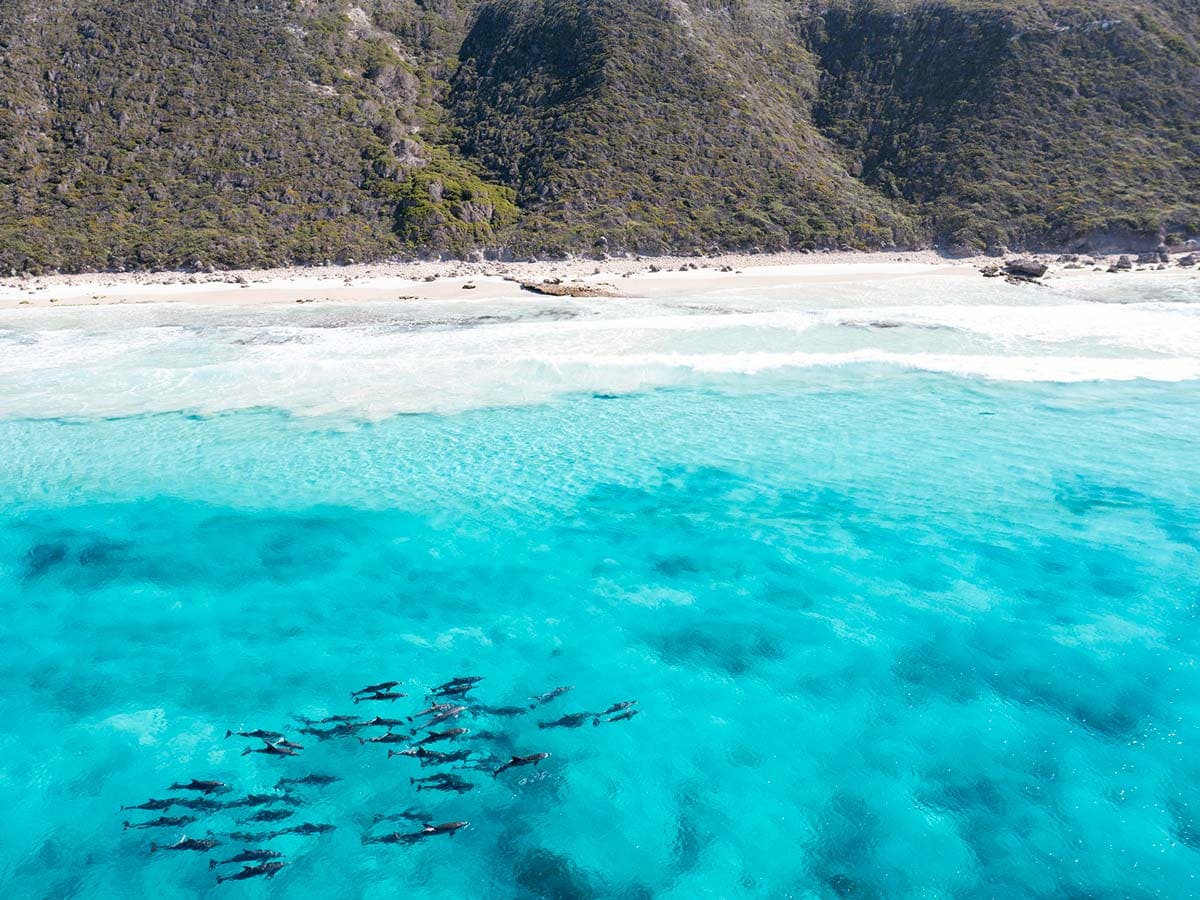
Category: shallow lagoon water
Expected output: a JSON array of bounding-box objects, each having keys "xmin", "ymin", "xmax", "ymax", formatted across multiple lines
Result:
[{"xmin": 1, "ymin": 273, "xmax": 1199, "ymax": 897}]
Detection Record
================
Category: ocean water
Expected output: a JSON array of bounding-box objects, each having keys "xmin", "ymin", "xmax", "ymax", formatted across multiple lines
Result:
[{"xmin": 1, "ymin": 271, "xmax": 1199, "ymax": 898}]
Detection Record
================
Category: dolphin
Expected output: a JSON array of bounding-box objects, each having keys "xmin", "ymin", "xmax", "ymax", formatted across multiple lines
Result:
[
  {"xmin": 168, "ymin": 779, "xmax": 229, "ymax": 795},
  {"xmin": 493, "ymin": 752, "xmax": 550, "ymax": 777},
  {"xmin": 413, "ymin": 727, "xmax": 469, "ymax": 746},
  {"xmin": 120, "ymin": 798, "xmax": 177, "ymax": 812},
  {"xmin": 358, "ymin": 732, "xmax": 408, "ymax": 745},
  {"xmin": 228, "ymin": 823, "xmax": 335, "ymax": 843},
  {"xmin": 363, "ymin": 820, "xmax": 470, "ymax": 845},
  {"xmin": 428, "ymin": 682, "xmax": 474, "ymax": 699},
  {"xmin": 604, "ymin": 709, "xmax": 640, "ymax": 723},
  {"xmin": 209, "ymin": 848, "xmax": 283, "ymax": 870},
  {"xmin": 277, "ymin": 823, "xmax": 336, "ymax": 837},
  {"xmin": 275, "ymin": 773, "xmax": 340, "ymax": 790},
  {"xmin": 151, "ymin": 834, "xmax": 220, "ymax": 853},
  {"xmin": 409, "ymin": 773, "xmax": 460, "ymax": 786},
  {"xmin": 216, "ymin": 861, "xmax": 285, "ymax": 884},
  {"xmin": 124, "ymin": 815, "xmax": 196, "ymax": 830},
  {"xmin": 292, "ymin": 714, "xmax": 357, "ymax": 726},
  {"xmin": 242, "ymin": 741, "xmax": 298, "ymax": 757},
  {"xmin": 407, "ymin": 703, "xmax": 455, "ymax": 723},
  {"xmin": 433, "ymin": 676, "xmax": 484, "ymax": 691},
  {"xmin": 473, "ymin": 705, "xmax": 527, "ymax": 717},
  {"xmin": 529, "ymin": 686, "xmax": 574, "ymax": 708},
  {"xmin": 224, "ymin": 794, "xmax": 293, "ymax": 809},
  {"xmin": 225, "ymin": 729, "xmax": 283, "ymax": 741},
  {"xmin": 537, "ymin": 712, "xmax": 595, "ymax": 729},
  {"xmin": 421, "ymin": 820, "xmax": 469, "ymax": 836},
  {"xmin": 298, "ymin": 723, "xmax": 358, "ymax": 740},
  {"xmin": 599, "ymin": 700, "xmax": 637, "ymax": 716},
  {"xmin": 352, "ymin": 680, "xmax": 401, "ymax": 697},
  {"xmin": 399, "ymin": 748, "xmax": 472, "ymax": 767},
  {"xmin": 411, "ymin": 774, "xmax": 474, "ymax": 794},
  {"xmin": 421, "ymin": 705, "xmax": 468, "ymax": 729}
]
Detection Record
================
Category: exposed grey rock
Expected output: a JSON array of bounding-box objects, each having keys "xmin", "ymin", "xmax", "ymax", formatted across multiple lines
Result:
[{"xmin": 1003, "ymin": 258, "xmax": 1048, "ymax": 279}]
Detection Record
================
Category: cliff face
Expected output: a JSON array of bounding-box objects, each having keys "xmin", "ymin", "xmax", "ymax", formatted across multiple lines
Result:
[{"xmin": 1, "ymin": 0, "xmax": 1197, "ymax": 272}]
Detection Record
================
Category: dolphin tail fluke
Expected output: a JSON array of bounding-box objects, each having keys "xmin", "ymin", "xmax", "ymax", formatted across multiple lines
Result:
[
  {"xmin": 123, "ymin": 821, "xmax": 130, "ymax": 830},
  {"xmin": 224, "ymin": 730, "xmax": 232, "ymax": 739},
  {"xmin": 150, "ymin": 842, "xmax": 158, "ymax": 853},
  {"xmin": 592, "ymin": 718, "xmax": 600, "ymax": 726},
  {"xmin": 241, "ymin": 747, "xmax": 251, "ymax": 756},
  {"xmin": 357, "ymin": 738, "xmax": 365, "ymax": 745},
  {"xmin": 208, "ymin": 859, "xmax": 218, "ymax": 870}
]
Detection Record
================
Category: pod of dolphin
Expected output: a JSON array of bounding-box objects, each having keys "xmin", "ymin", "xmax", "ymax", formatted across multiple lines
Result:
[{"xmin": 119, "ymin": 675, "xmax": 640, "ymax": 885}]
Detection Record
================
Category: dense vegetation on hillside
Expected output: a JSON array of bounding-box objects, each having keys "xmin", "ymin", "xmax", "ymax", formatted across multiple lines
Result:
[
  {"xmin": 0, "ymin": 0, "xmax": 1196, "ymax": 272},
  {"xmin": 805, "ymin": 0, "xmax": 1200, "ymax": 255}
]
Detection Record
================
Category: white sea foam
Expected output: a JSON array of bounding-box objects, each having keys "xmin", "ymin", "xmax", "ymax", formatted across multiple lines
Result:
[{"xmin": 1, "ymin": 275, "xmax": 1197, "ymax": 419}]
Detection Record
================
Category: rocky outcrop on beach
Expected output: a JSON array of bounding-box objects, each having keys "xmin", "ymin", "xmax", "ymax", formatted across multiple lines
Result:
[
  {"xmin": 519, "ymin": 280, "xmax": 619, "ymax": 298},
  {"xmin": 1003, "ymin": 259, "xmax": 1049, "ymax": 281}
]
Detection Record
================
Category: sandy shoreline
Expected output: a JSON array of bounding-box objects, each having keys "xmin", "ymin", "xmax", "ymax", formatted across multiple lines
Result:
[{"xmin": 0, "ymin": 249, "xmax": 1193, "ymax": 310}]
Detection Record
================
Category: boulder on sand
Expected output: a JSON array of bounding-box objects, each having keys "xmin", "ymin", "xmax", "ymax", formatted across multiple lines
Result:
[{"xmin": 1003, "ymin": 258, "xmax": 1048, "ymax": 279}]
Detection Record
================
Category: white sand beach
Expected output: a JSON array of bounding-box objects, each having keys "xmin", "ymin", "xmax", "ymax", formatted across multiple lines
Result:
[{"xmin": 4, "ymin": 249, "xmax": 1185, "ymax": 311}]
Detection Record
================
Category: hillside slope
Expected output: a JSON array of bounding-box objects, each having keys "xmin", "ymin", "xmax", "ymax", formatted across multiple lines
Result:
[
  {"xmin": 804, "ymin": 0, "xmax": 1200, "ymax": 254},
  {"xmin": 0, "ymin": 0, "xmax": 1196, "ymax": 272}
]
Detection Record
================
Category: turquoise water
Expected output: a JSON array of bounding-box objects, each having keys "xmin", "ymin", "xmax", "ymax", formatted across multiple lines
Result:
[{"xmin": 2, "ymin": 274, "xmax": 1200, "ymax": 897}]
